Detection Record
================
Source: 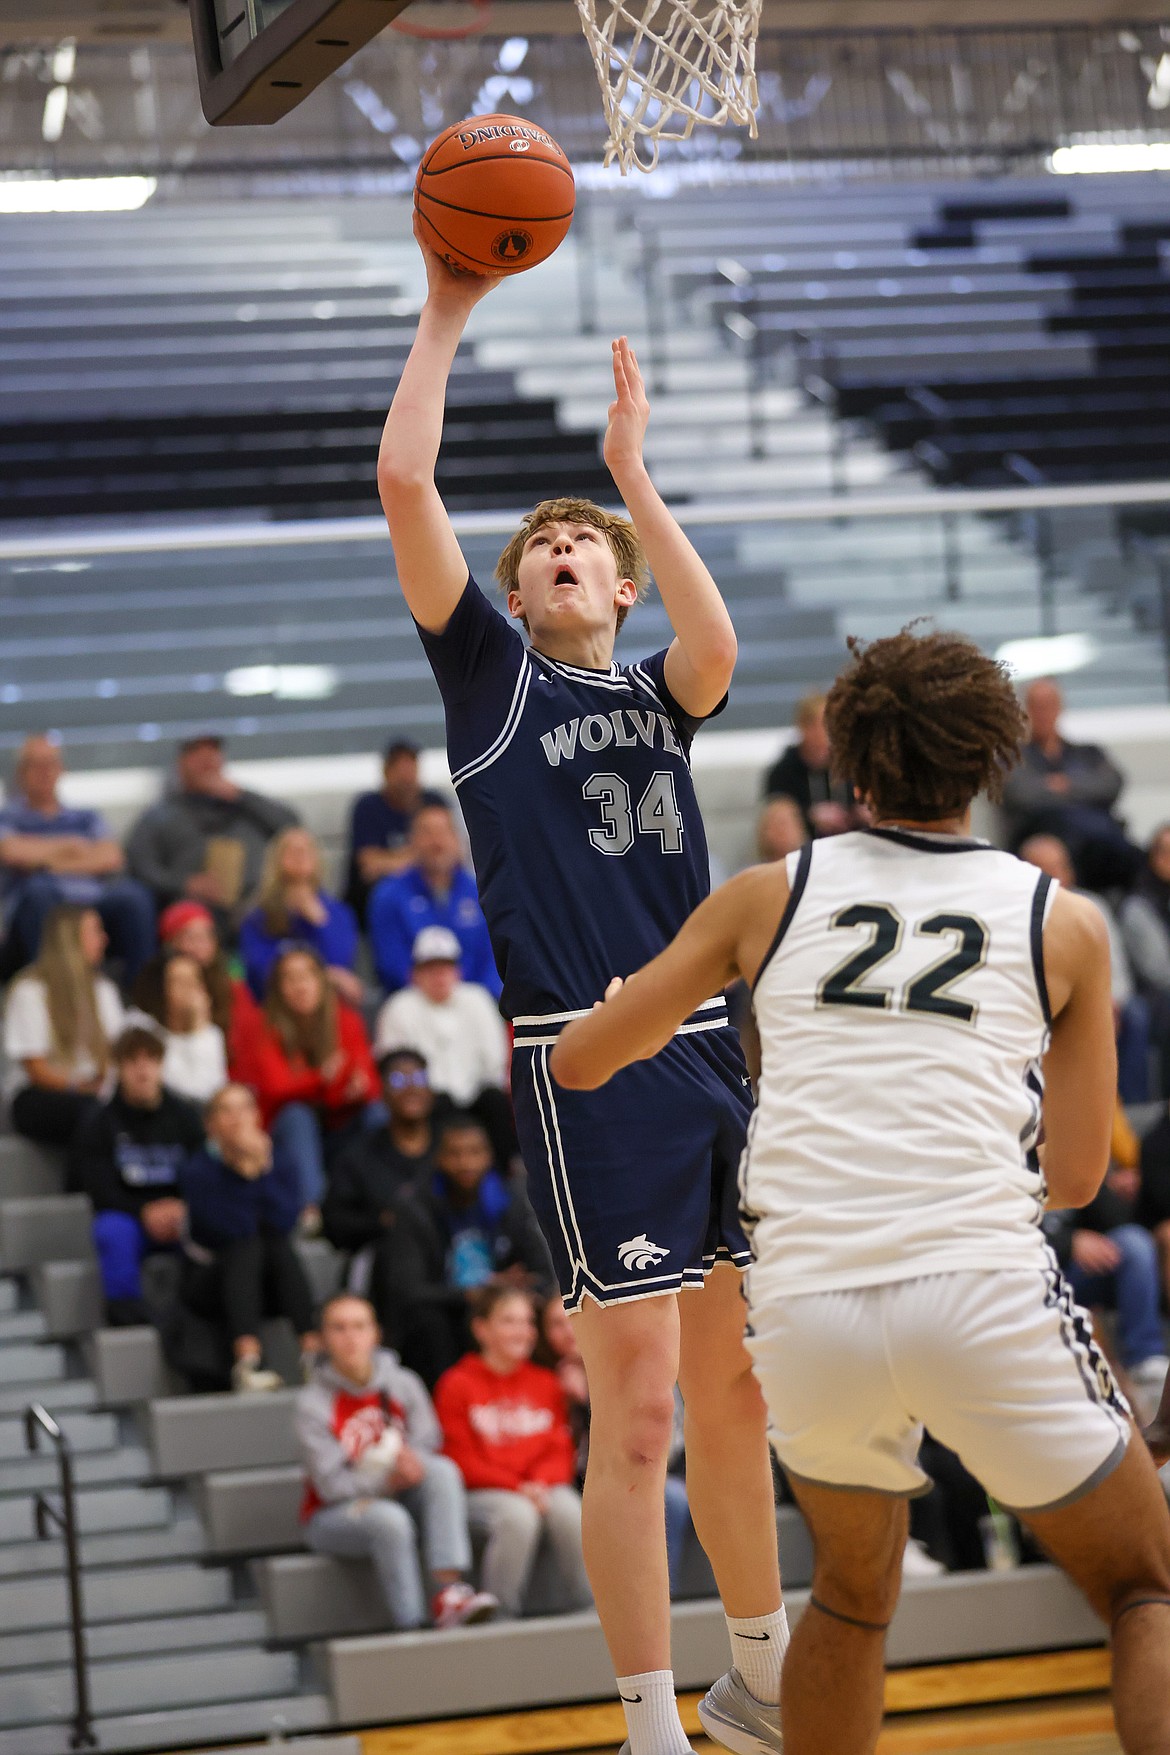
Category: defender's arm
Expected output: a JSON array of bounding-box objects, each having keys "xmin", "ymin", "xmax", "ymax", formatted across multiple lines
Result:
[
  {"xmin": 378, "ymin": 231, "xmax": 501, "ymax": 635},
  {"xmin": 551, "ymin": 865, "xmax": 787, "ymax": 1089},
  {"xmin": 1040, "ymin": 887, "xmax": 1117, "ymax": 1210},
  {"xmin": 603, "ymin": 339, "xmax": 737, "ymax": 717}
]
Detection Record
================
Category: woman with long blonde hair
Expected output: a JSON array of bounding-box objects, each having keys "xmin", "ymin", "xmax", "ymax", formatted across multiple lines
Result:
[
  {"xmin": 3, "ymin": 904, "xmax": 124, "ymax": 1143},
  {"xmin": 230, "ymin": 945, "xmax": 379, "ymax": 1224},
  {"xmin": 238, "ymin": 827, "xmax": 361, "ymax": 1006}
]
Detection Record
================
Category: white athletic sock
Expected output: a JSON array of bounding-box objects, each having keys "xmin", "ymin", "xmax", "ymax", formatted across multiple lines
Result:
[
  {"xmin": 725, "ymin": 1603, "xmax": 790, "ymax": 1706},
  {"xmin": 616, "ymin": 1669, "xmax": 691, "ymax": 1755}
]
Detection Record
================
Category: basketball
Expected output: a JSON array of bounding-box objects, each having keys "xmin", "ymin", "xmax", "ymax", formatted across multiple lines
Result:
[{"xmin": 414, "ymin": 112, "xmax": 575, "ymax": 277}]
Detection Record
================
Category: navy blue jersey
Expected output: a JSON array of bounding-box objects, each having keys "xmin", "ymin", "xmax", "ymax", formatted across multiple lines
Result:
[{"xmin": 418, "ymin": 574, "xmax": 722, "ymax": 1021}]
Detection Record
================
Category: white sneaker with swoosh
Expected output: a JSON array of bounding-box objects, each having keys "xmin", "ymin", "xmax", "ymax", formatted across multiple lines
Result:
[{"xmin": 697, "ymin": 1668, "xmax": 783, "ymax": 1754}]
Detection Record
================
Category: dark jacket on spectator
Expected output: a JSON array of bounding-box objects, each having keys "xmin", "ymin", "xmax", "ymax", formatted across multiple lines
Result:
[
  {"xmin": 70, "ymin": 1089, "xmax": 204, "ymax": 1217},
  {"xmin": 322, "ymin": 1128, "xmax": 433, "ymax": 1253},
  {"xmin": 383, "ymin": 1170, "xmax": 554, "ymax": 1329},
  {"xmin": 182, "ymin": 1144, "xmax": 302, "ymax": 1248},
  {"xmin": 1001, "ymin": 739, "xmax": 1124, "ymax": 845},
  {"xmin": 762, "ymin": 744, "xmax": 852, "ymax": 837}
]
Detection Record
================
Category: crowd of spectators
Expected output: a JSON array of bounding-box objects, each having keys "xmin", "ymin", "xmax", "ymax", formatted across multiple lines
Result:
[{"xmin": 3, "ymin": 673, "xmax": 1168, "ymax": 1626}]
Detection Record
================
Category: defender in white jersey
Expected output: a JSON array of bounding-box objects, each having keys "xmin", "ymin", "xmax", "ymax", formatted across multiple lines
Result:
[{"xmin": 552, "ymin": 628, "xmax": 1170, "ymax": 1755}]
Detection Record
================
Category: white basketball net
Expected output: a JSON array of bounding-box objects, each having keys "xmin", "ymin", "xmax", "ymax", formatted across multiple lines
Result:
[{"xmin": 574, "ymin": 0, "xmax": 763, "ymax": 174}]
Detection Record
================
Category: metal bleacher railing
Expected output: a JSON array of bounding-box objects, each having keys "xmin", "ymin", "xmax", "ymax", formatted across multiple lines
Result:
[{"xmin": 1, "ymin": 477, "xmax": 1169, "ymax": 778}]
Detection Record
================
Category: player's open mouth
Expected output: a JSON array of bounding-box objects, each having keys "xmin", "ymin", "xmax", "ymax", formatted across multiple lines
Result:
[{"xmin": 554, "ymin": 567, "xmax": 578, "ymax": 586}]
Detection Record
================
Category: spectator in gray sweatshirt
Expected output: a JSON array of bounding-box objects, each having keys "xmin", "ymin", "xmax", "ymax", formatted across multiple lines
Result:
[
  {"xmin": 127, "ymin": 736, "xmax": 296, "ymax": 927},
  {"xmin": 295, "ymin": 1292, "xmax": 496, "ymax": 1631}
]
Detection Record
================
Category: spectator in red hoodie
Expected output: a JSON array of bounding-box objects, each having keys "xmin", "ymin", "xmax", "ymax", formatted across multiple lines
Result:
[
  {"xmin": 435, "ymin": 1284, "xmax": 591, "ymax": 1619},
  {"xmin": 231, "ymin": 945, "xmax": 381, "ymax": 1225}
]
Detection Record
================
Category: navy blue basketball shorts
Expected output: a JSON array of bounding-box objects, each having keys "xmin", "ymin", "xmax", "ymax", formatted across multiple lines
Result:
[{"xmin": 511, "ymin": 1003, "xmax": 754, "ymax": 1313}]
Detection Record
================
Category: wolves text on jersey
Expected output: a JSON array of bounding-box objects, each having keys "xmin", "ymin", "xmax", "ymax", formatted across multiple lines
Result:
[{"xmin": 539, "ymin": 707, "xmax": 684, "ymax": 768}]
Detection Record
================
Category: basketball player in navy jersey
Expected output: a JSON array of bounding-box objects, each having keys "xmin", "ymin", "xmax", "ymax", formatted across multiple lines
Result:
[
  {"xmin": 552, "ymin": 628, "xmax": 1170, "ymax": 1755},
  {"xmin": 378, "ymin": 234, "xmax": 785, "ymax": 1755}
]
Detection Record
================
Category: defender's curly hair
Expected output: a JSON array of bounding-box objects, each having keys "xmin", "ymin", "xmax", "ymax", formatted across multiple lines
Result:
[{"xmin": 825, "ymin": 625, "xmax": 1026, "ymax": 821}]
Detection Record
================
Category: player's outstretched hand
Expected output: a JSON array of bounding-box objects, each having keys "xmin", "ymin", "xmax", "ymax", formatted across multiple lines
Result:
[
  {"xmin": 603, "ymin": 336, "xmax": 650, "ymax": 481},
  {"xmin": 413, "ymin": 211, "xmax": 504, "ymax": 314}
]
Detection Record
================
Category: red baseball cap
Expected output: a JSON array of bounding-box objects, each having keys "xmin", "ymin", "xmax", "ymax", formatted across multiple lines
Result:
[{"xmin": 158, "ymin": 900, "xmax": 215, "ymax": 943}]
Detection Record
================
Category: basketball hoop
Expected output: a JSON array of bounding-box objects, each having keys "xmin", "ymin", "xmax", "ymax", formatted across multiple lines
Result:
[
  {"xmin": 574, "ymin": 0, "xmax": 762, "ymax": 174},
  {"xmin": 390, "ymin": 0, "xmax": 492, "ymax": 41}
]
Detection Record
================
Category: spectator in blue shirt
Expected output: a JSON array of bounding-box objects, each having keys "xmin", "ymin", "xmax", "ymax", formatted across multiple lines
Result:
[
  {"xmin": 238, "ymin": 827, "xmax": 363, "ymax": 1007},
  {"xmin": 0, "ymin": 736, "xmax": 156, "ymax": 984},
  {"xmin": 368, "ymin": 802, "xmax": 500, "ymax": 998},
  {"xmin": 345, "ymin": 740, "xmax": 445, "ymax": 924}
]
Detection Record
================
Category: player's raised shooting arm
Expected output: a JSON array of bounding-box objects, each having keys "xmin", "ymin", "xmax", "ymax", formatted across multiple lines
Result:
[
  {"xmin": 603, "ymin": 339, "xmax": 737, "ymax": 718},
  {"xmin": 551, "ymin": 866, "xmax": 785, "ymax": 1089},
  {"xmin": 1039, "ymin": 888, "xmax": 1117, "ymax": 1210},
  {"xmin": 377, "ymin": 230, "xmax": 502, "ymax": 634}
]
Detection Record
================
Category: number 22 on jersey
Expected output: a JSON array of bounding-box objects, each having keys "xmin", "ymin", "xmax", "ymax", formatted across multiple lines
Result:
[{"xmin": 817, "ymin": 902, "xmax": 989, "ymax": 1024}]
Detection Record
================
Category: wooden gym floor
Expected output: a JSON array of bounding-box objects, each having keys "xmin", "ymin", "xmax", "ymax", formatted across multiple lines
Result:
[{"xmin": 359, "ymin": 1651, "xmax": 1117, "ymax": 1755}]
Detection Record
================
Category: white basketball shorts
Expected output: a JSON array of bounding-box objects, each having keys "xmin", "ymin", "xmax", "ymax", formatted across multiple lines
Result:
[{"xmin": 745, "ymin": 1263, "xmax": 1132, "ymax": 1513}]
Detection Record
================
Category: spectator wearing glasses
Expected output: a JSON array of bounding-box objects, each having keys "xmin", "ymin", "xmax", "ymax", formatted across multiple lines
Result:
[
  {"xmin": 368, "ymin": 802, "xmax": 500, "ymax": 998},
  {"xmin": 344, "ymin": 740, "xmax": 445, "ymax": 924},
  {"xmin": 374, "ymin": 927, "xmax": 515, "ymax": 1171},
  {"xmin": 0, "ymin": 735, "xmax": 156, "ymax": 984},
  {"xmin": 238, "ymin": 827, "xmax": 362, "ymax": 1008},
  {"xmin": 323, "ymin": 1049, "xmax": 436, "ymax": 1279}
]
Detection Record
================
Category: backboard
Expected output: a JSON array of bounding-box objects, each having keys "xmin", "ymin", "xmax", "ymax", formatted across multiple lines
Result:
[{"xmin": 189, "ymin": 0, "xmax": 416, "ymax": 125}]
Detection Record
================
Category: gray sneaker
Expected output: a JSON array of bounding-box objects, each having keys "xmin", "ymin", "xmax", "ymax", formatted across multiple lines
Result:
[{"xmin": 697, "ymin": 1668, "xmax": 782, "ymax": 1755}]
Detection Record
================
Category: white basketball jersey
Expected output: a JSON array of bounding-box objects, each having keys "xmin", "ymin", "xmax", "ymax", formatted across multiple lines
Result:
[{"xmin": 743, "ymin": 827, "xmax": 1056, "ymax": 1302}]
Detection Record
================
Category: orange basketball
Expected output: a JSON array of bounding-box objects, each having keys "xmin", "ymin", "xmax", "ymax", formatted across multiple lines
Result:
[{"xmin": 414, "ymin": 113, "xmax": 575, "ymax": 277}]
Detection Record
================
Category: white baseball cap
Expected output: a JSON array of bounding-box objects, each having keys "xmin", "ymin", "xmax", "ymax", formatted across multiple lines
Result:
[{"xmin": 412, "ymin": 926, "xmax": 462, "ymax": 967}]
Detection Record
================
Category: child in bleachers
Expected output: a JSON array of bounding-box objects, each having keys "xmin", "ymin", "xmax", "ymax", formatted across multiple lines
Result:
[
  {"xmin": 181, "ymin": 1083, "xmax": 318, "ymax": 1393},
  {"xmin": 435, "ymin": 1284, "xmax": 591, "ymax": 1620},
  {"xmin": 297, "ymin": 1292, "xmax": 496, "ymax": 1630},
  {"xmin": 130, "ymin": 949, "xmax": 227, "ymax": 1103},
  {"xmin": 238, "ymin": 827, "xmax": 362, "ymax": 1007},
  {"xmin": 3, "ymin": 903, "xmax": 124, "ymax": 1145},
  {"xmin": 230, "ymin": 945, "xmax": 380, "ymax": 1224},
  {"xmin": 71, "ymin": 1024, "xmax": 203, "ymax": 1325}
]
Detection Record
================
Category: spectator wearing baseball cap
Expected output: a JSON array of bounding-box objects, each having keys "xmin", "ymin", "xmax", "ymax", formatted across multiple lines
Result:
[
  {"xmin": 322, "ymin": 1048, "xmax": 436, "ymax": 1292},
  {"xmin": 345, "ymin": 741, "xmax": 446, "ymax": 925},
  {"xmin": 375, "ymin": 927, "xmax": 516, "ymax": 1172},
  {"xmin": 126, "ymin": 735, "xmax": 297, "ymax": 924},
  {"xmin": 131, "ymin": 900, "xmax": 259, "ymax": 1068}
]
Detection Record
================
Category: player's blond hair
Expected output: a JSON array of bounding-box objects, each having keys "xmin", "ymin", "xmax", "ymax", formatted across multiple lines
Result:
[{"xmin": 495, "ymin": 497, "xmax": 649, "ymax": 634}]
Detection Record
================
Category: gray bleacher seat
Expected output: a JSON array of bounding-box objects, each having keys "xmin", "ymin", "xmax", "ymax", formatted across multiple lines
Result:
[
  {"xmin": 32, "ymin": 1259, "xmax": 103, "ymax": 1340},
  {"xmin": 193, "ymin": 1466, "xmax": 303, "ymax": 1556},
  {"xmin": 0, "ymin": 1139, "xmax": 64, "ymax": 1201},
  {"xmin": 148, "ymin": 1389, "xmax": 300, "ymax": 1477},
  {"xmin": 0, "ymin": 1195, "xmax": 92, "ymax": 1273}
]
